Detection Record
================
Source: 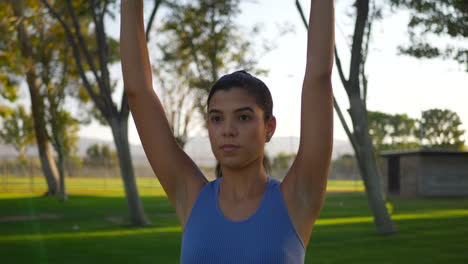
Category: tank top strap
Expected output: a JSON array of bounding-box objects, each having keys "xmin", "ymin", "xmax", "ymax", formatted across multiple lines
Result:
[{"xmin": 267, "ymin": 177, "xmax": 306, "ymax": 249}]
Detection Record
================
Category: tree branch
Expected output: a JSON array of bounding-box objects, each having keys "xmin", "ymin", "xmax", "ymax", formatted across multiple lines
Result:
[
  {"xmin": 40, "ymin": 0, "xmax": 107, "ymax": 117},
  {"xmin": 295, "ymin": 0, "xmax": 308, "ymax": 30},
  {"xmin": 360, "ymin": 0, "xmax": 378, "ymax": 105},
  {"xmin": 90, "ymin": 0, "xmax": 116, "ymax": 116},
  {"xmin": 120, "ymin": 90, "xmax": 130, "ymax": 120},
  {"xmin": 334, "ymin": 45, "xmax": 350, "ymax": 93},
  {"xmin": 65, "ymin": 0, "xmax": 106, "ymax": 97},
  {"xmin": 348, "ymin": 0, "xmax": 369, "ymax": 96},
  {"xmin": 333, "ymin": 95, "xmax": 358, "ymax": 151},
  {"xmin": 146, "ymin": 0, "xmax": 163, "ymax": 42}
]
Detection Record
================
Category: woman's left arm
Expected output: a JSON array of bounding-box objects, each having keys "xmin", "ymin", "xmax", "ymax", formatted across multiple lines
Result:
[{"xmin": 283, "ymin": 0, "xmax": 334, "ymax": 221}]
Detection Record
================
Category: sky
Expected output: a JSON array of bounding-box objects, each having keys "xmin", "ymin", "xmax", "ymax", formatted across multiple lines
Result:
[{"xmin": 78, "ymin": 0, "xmax": 468, "ymax": 146}]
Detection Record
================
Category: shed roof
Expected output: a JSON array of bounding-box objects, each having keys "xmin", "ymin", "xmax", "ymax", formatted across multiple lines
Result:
[{"xmin": 380, "ymin": 149, "xmax": 468, "ymax": 157}]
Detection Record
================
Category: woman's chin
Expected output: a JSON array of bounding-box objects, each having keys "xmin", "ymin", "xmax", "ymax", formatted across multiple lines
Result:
[{"xmin": 219, "ymin": 158, "xmax": 246, "ymax": 170}]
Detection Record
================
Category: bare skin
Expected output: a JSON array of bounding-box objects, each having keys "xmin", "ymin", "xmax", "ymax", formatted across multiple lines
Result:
[{"xmin": 120, "ymin": 0, "xmax": 334, "ymax": 249}]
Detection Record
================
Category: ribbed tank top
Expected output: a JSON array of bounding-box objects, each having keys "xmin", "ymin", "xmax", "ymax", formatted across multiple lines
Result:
[{"xmin": 180, "ymin": 176, "xmax": 305, "ymax": 263}]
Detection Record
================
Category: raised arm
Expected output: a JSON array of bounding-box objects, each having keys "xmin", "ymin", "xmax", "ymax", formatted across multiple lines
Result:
[
  {"xmin": 120, "ymin": 0, "xmax": 207, "ymax": 228},
  {"xmin": 282, "ymin": 0, "xmax": 334, "ymax": 230}
]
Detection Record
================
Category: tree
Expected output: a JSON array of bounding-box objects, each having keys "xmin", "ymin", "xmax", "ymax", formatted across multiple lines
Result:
[
  {"xmin": 389, "ymin": 0, "xmax": 468, "ymax": 71},
  {"xmin": 42, "ymin": 47, "xmax": 81, "ymax": 201},
  {"xmin": 368, "ymin": 111, "xmax": 418, "ymax": 152},
  {"xmin": 5, "ymin": 0, "xmax": 61, "ymax": 196},
  {"xmin": 155, "ymin": 0, "xmax": 269, "ymax": 127},
  {"xmin": 151, "ymin": 64, "xmax": 198, "ymax": 148},
  {"xmin": 419, "ymin": 108, "xmax": 465, "ymax": 150},
  {"xmin": 296, "ymin": 0, "xmax": 396, "ymax": 234},
  {"xmin": 368, "ymin": 109, "xmax": 465, "ymax": 152},
  {"xmin": 45, "ymin": 108, "xmax": 80, "ymax": 201},
  {"xmin": 40, "ymin": 0, "xmax": 163, "ymax": 226},
  {"xmin": 84, "ymin": 143, "xmax": 118, "ymax": 168},
  {"xmin": 34, "ymin": 0, "xmax": 83, "ymax": 201},
  {"xmin": 389, "ymin": 113, "xmax": 418, "ymax": 149},
  {"xmin": 3, "ymin": 0, "xmax": 93, "ymax": 199},
  {"xmin": 368, "ymin": 111, "xmax": 393, "ymax": 152}
]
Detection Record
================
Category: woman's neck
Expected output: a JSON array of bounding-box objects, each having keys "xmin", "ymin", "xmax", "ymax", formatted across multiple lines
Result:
[{"xmin": 219, "ymin": 158, "xmax": 269, "ymax": 202}]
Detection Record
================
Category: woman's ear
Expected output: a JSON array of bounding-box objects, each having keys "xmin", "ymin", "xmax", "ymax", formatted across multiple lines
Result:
[{"xmin": 265, "ymin": 116, "xmax": 276, "ymax": 142}]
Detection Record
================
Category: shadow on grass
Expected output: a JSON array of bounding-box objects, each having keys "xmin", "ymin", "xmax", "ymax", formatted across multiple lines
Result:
[
  {"xmin": 0, "ymin": 194, "xmax": 178, "ymax": 236},
  {"xmin": 0, "ymin": 194, "xmax": 182, "ymax": 263}
]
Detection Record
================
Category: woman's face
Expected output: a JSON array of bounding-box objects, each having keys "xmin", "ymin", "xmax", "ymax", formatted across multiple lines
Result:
[{"xmin": 207, "ymin": 88, "xmax": 276, "ymax": 170}]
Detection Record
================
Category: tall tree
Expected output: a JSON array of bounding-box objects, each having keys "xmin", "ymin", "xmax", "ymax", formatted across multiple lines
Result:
[
  {"xmin": 45, "ymin": 105, "xmax": 80, "ymax": 201},
  {"xmin": 389, "ymin": 0, "xmax": 467, "ymax": 71},
  {"xmin": 419, "ymin": 108, "xmax": 465, "ymax": 150},
  {"xmin": 33, "ymin": 0, "xmax": 83, "ymax": 201},
  {"xmin": 40, "ymin": 0, "xmax": 163, "ymax": 226},
  {"xmin": 6, "ymin": 0, "xmax": 61, "ymax": 196},
  {"xmin": 296, "ymin": 0, "xmax": 396, "ymax": 234},
  {"xmin": 3, "ymin": 0, "xmax": 92, "ymax": 199}
]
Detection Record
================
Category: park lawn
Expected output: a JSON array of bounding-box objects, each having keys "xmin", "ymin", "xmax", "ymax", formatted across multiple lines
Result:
[
  {"xmin": 0, "ymin": 190, "xmax": 467, "ymax": 263},
  {"xmin": 0, "ymin": 176, "xmax": 364, "ymax": 193}
]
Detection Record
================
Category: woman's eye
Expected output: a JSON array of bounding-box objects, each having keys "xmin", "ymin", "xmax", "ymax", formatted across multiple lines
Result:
[
  {"xmin": 239, "ymin": 114, "xmax": 251, "ymax": 121},
  {"xmin": 211, "ymin": 116, "xmax": 222, "ymax": 122}
]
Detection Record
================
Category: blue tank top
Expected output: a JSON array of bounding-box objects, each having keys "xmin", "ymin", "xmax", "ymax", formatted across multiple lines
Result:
[{"xmin": 180, "ymin": 176, "xmax": 305, "ymax": 263}]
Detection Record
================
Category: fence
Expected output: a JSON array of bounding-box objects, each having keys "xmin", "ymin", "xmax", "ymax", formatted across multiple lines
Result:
[{"xmin": 0, "ymin": 160, "xmax": 364, "ymax": 194}]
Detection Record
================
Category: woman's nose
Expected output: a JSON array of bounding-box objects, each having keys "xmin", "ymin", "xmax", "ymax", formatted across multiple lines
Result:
[{"xmin": 222, "ymin": 119, "xmax": 238, "ymax": 137}]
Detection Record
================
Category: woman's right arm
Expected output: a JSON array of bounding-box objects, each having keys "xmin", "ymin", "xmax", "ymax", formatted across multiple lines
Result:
[{"xmin": 120, "ymin": 0, "xmax": 207, "ymax": 228}]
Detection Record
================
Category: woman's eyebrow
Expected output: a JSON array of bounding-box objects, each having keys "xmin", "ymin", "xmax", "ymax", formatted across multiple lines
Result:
[
  {"xmin": 234, "ymin": 107, "xmax": 254, "ymax": 113},
  {"xmin": 208, "ymin": 109, "xmax": 222, "ymax": 114},
  {"xmin": 208, "ymin": 107, "xmax": 254, "ymax": 114}
]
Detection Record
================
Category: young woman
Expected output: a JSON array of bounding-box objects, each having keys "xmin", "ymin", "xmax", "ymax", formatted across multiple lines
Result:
[{"xmin": 120, "ymin": 0, "xmax": 334, "ymax": 263}]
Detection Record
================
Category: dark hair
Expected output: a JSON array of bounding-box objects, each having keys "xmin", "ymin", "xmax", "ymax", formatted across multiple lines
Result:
[
  {"xmin": 207, "ymin": 70, "xmax": 273, "ymax": 121},
  {"xmin": 207, "ymin": 70, "xmax": 273, "ymax": 178}
]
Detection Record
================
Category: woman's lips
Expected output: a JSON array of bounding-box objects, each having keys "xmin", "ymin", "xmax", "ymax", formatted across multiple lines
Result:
[{"xmin": 221, "ymin": 144, "xmax": 239, "ymax": 152}]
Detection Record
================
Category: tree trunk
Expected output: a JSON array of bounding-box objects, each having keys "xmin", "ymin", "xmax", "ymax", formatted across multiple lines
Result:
[
  {"xmin": 56, "ymin": 137, "xmax": 67, "ymax": 201},
  {"xmin": 110, "ymin": 117, "xmax": 149, "ymax": 226},
  {"xmin": 27, "ymin": 78, "xmax": 60, "ymax": 196},
  {"xmin": 349, "ymin": 96, "xmax": 396, "ymax": 235},
  {"xmin": 13, "ymin": 0, "xmax": 60, "ymax": 196}
]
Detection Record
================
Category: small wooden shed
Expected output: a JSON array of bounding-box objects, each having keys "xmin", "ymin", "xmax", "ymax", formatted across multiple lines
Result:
[{"xmin": 380, "ymin": 150, "xmax": 468, "ymax": 197}]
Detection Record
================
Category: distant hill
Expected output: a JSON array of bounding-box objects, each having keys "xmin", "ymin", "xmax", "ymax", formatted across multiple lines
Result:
[{"xmin": 0, "ymin": 136, "xmax": 354, "ymax": 166}]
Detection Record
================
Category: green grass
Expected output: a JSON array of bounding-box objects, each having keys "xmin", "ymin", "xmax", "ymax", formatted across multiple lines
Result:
[
  {"xmin": 0, "ymin": 179, "xmax": 467, "ymax": 263},
  {"xmin": 0, "ymin": 176, "xmax": 166, "ymax": 195},
  {"xmin": 0, "ymin": 176, "xmax": 364, "ymax": 193}
]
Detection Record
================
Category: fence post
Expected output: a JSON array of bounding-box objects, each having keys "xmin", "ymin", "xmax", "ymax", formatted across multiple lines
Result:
[
  {"xmin": 104, "ymin": 159, "xmax": 108, "ymax": 193},
  {"xmin": 2, "ymin": 163, "xmax": 6, "ymax": 192},
  {"xmin": 28, "ymin": 160, "xmax": 33, "ymax": 193}
]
